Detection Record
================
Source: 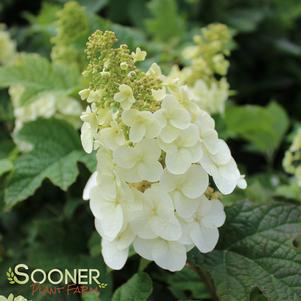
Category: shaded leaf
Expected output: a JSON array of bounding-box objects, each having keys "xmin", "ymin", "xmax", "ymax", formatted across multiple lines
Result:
[
  {"xmin": 189, "ymin": 201, "xmax": 301, "ymax": 301},
  {"xmin": 225, "ymin": 102, "xmax": 289, "ymax": 159},
  {"xmin": 112, "ymin": 272, "xmax": 153, "ymax": 301},
  {"xmin": 167, "ymin": 267, "xmax": 209, "ymax": 300},
  {"xmin": 0, "ymin": 54, "xmax": 79, "ymax": 106},
  {"xmin": 145, "ymin": 0, "xmax": 185, "ymax": 42},
  {"xmin": 4, "ymin": 118, "xmax": 89, "ymax": 208}
]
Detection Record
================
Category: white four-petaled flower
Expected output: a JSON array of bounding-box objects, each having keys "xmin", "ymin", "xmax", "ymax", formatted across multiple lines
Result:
[{"xmin": 114, "ymin": 84, "xmax": 136, "ymax": 110}]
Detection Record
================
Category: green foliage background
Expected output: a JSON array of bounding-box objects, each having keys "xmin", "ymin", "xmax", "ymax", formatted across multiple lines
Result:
[{"xmin": 1, "ymin": 0, "xmax": 301, "ymax": 300}]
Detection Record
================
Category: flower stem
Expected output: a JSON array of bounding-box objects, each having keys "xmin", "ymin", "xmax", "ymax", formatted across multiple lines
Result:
[{"xmin": 187, "ymin": 262, "xmax": 219, "ymax": 301}]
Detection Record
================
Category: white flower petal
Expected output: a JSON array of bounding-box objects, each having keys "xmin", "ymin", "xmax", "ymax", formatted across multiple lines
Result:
[
  {"xmin": 213, "ymin": 172, "xmax": 238, "ymax": 195},
  {"xmin": 129, "ymin": 124, "xmax": 146, "ymax": 143},
  {"xmin": 113, "ymin": 146, "xmax": 136, "ymax": 169},
  {"xmin": 90, "ymin": 191, "xmax": 124, "ymax": 240},
  {"xmin": 182, "ymin": 165, "xmax": 209, "ymax": 198},
  {"xmin": 150, "ymin": 215, "xmax": 182, "ymax": 241},
  {"xmin": 136, "ymin": 139, "xmax": 162, "ymax": 162},
  {"xmin": 133, "ymin": 237, "xmax": 155, "ymax": 261},
  {"xmin": 160, "ymin": 124, "xmax": 179, "ymax": 143},
  {"xmin": 238, "ymin": 177, "xmax": 247, "ymax": 189},
  {"xmin": 115, "ymin": 227, "xmax": 136, "ymax": 250},
  {"xmin": 81, "ymin": 122, "xmax": 93, "ymax": 153},
  {"xmin": 173, "ymin": 192, "xmax": 200, "ymax": 218},
  {"xmin": 212, "ymin": 139, "xmax": 231, "ymax": 164},
  {"xmin": 202, "ymin": 200, "xmax": 226, "ymax": 228},
  {"xmin": 199, "ymin": 151, "xmax": 218, "ymax": 176},
  {"xmin": 152, "ymin": 87, "xmax": 166, "ymax": 101},
  {"xmin": 98, "ymin": 127, "xmax": 125, "ymax": 150},
  {"xmin": 102, "ymin": 239, "xmax": 128, "ymax": 270},
  {"xmin": 117, "ymin": 167, "xmax": 140, "ymax": 183},
  {"xmin": 203, "ymin": 130, "xmax": 219, "ymax": 154},
  {"xmin": 145, "ymin": 117, "xmax": 162, "ymax": 139},
  {"xmin": 121, "ymin": 109, "xmax": 137, "ymax": 126},
  {"xmin": 197, "ymin": 111, "xmax": 215, "ymax": 132},
  {"xmin": 160, "ymin": 169, "xmax": 180, "ymax": 192},
  {"xmin": 190, "ymin": 224, "xmax": 219, "ymax": 253},
  {"xmin": 170, "ymin": 108, "xmax": 191, "ymax": 129},
  {"xmin": 179, "ymin": 125, "xmax": 199, "ymax": 147},
  {"xmin": 219, "ymin": 158, "xmax": 240, "ymax": 180},
  {"xmin": 137, "ymin": 161, "xmax": 163, "ymax": 182},
  {"xmin": 166, "ymin": 149, "xmax": 192, "ymax": 175},
  {"xmin": 152, "ymin": 239, "xmax": 187, "ymax": 272},
  {"xmin": 83, "ymin": 172, "xmax": 97, "ymax": 200},
  {"xmin": 130, "ymin": 214, "xmax": 157, "ymax": 239},
  {"xmin": 189, "ymin": 143, "xmax": 203, "ymax": 163}
]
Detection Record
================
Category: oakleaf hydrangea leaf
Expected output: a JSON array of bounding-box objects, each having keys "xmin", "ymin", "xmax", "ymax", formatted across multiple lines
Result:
[
  {"xmin": 189, "ymin": 201, "xmax": 301, "ymax": 301},
  {"xmin": 112, "ymin": 272, "xmax": 153, "ymax": 301},
  {"xmin": 225, "ymin": 102, "xmax": 289, "ymax": 160},
  {"xmin": 4, "ymin": 118, "xmax": 93, "ymax": 209},
  {"xmin": 145, "ymin": 0, "xmax": 185, "ymax": 42},
  {"xmin": 0, "ymin": 54, "xmax": 79, "ymax": 106}
]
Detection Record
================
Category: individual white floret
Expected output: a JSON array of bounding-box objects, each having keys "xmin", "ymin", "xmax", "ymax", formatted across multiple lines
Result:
[
  {"xmin": 89, "ymin": 183, "xmax": 132, "ymax": 240},
  {"xmin": 113, "ymin": 84, "xmax": 136, "ymax": 110},
  {"xmin": 155, "ymin": 94, "xmax": 191, "ymax": 143},
  {"xmin": 187, "ymin": 197, "xmax": 225, "ymax": 253},
  {"xmin": 80, "ymin": 105, "xmax": 98, "ymax": 153},
  {"xmin": 200, "ymin": 140, "xmax": 244, "ymax": 194},
  {"xmin": 122, "ymin": 109, "xmax": 162, "ymax": 143},
  {"xmin": 134, "ymin": 237, "xmax": 187, "ymax": 272},
  {"xmin": 113, "ymin": 139, "xmax": 163, "ymax": 183},
  {"xmin": 192, "ymin": 79, "xmax": 229, "ymax": 114},
  {"xmin": 96, "ymin": 122, "xmax": 126, "ymax": 150},
  {"xmin": 160, "ymin": 164, "xmax": 209, "ymax": 218},
  {"xmin": 100, "ymin": 226, "xmax": 135, "ymax": 270},
  {"xmin": 131, "ymin": 47, "xmax": 147, "ymax": 62},
  {"xmin": 130, "ymin": 185, "xmax": 182, "ymax": 241},
  {"xmin": 160, "ymin": 124, "xmax": 203, "ymax": 174}
]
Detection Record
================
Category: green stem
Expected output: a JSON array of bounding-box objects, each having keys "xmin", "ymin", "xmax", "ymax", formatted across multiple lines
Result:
[{"xmin": 187, "ymin": 262, "xmax": 219, "ymax": 301}]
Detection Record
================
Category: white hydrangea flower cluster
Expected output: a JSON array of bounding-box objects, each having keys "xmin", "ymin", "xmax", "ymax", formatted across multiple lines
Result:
[
  {"xmin": 168, "ymin": 23, "xmax": 233, "ymax": 115},
  {"xmin": 10, "ymin": 85, "xmax": 82, "ymax": 151},
  {"xmin": 81, "ymin": 30, "xmax": 246, "ymax": 272}
]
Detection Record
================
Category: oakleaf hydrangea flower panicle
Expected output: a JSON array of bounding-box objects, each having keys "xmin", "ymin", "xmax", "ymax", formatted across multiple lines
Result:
[
  {"xmin": 169, "ymin": 23, "xmax": 233, "ymax": 115},
  {"xmin": 51, "ymin": 1, "xmax": 89, "ymax": 70},
  {"xmin": 283, "ymin": 128, "xmax": 301, "ymax": 185},
  {"xmin": 81, "ymin": 30, "xmax": 246, "ymax": 272},
  {"xmin": 10, "ymin": 83, "xmax": 82, "ymax": 151},
  {"xmin": 0, "ymin": 24, "xmax": 16, "ymax": 66}
]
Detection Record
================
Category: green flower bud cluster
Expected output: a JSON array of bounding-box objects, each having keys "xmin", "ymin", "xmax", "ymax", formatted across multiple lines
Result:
[
  {"xmin": 283, "ymin": 129, "xmax": 301, "ymax": 185},
  {"xmin": 182, "ymin": 23, "xmax": 232, "ymax": 85},
  {"xmin": 82, "ymin": 30, "xmax": 162, "ymax": 112},
  {"xmin": 51, "ymin": 1, "xmax": 89, "ymax": 69},
  {"xmin": 0, "ymin": 24, "xmax": 16, "ymax": 66},
  {"xmin": 167, "ymin": 23, "xmax": 233, "ymax": 115}
]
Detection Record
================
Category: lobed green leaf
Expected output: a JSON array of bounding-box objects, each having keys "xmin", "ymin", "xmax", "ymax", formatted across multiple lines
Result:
[
  {"xmin": 112, "ymin": 272, "xmax": 153, "ymax": 301},
  {"xmin": 189, "ymin": 201, "xmax": 301, "ymax": 301},
  {"xmin": 4, "ymin": 118, "xmax": 93, "ymax": 209}
]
